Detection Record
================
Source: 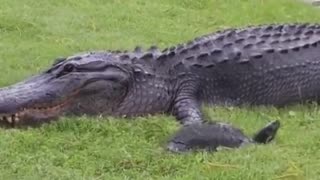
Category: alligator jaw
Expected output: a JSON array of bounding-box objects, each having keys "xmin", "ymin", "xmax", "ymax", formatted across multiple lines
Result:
[{"xmin": 0, "ymin": 98, "xmax": 72, "ymax": 127}]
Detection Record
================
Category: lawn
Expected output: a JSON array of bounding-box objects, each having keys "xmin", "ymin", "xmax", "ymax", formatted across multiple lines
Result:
[{"xmin": 1, "ymin": 0, "xmax": 320, "ymax": 179}]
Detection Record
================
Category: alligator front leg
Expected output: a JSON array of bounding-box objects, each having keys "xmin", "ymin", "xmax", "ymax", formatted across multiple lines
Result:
[
  {"xmin": 168, "ymin": 94, "xmax": 250, "ymax": 152},
  {"xmin": 167, "ymin": 86, "xmax": 279, "ymax": 153},
  {"xmin": 171, "ymin": 95, "xmax": 204, "ymax": 126}
]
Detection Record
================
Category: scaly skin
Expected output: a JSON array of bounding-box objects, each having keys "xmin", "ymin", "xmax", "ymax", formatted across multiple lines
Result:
[{"xmin": 2, "ymin": 23, "xmax": 319, "ymax": 152}]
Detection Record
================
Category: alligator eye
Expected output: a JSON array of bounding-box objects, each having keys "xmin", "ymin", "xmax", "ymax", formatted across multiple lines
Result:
[
  {"xmin": 56, "ymin": 63, "xmax": 76, "ymax": 78},
  {"xmin": 63, "ymin": 63, "xmax": 75, "ymax": 73}
]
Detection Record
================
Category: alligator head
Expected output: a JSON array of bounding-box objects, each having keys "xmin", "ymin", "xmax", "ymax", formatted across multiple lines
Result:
[{"xmin": 0, "ymin": 52, "xmax": 133, "ymax": 127}]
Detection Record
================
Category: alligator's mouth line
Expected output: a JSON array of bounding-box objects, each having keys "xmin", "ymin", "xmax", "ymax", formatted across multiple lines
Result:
[
  {"xmin": 0, "ymin": 91, "xmax": 80, "ymax": 126},
  {"xmin": 0, "ymin": 99, "xmax": 70, "ymax": 124}
]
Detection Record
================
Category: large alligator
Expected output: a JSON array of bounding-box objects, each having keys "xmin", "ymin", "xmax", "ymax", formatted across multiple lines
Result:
[{"xmin": 3, "ymin": 23, "xmax": 320, "ymax": 152}]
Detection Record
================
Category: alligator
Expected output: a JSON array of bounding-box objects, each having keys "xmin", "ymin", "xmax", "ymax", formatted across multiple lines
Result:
[{"xmin": 3, "ymin": 23, "xmax": 320, "ymax": 152}]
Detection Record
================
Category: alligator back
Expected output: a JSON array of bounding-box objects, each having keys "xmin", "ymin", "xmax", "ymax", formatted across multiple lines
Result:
[{"xmin": 156, "ymin": 24, "xmax": 320, "ymax": 106}]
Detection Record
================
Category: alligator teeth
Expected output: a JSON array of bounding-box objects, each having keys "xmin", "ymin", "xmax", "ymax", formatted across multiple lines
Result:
[
  {"xmin": 6, "ymin": 116, "xmax": 12, "ymax": 123},
  {"xmin": 14, "ymin": 116, "xmax": 20, "ymax": 122},
  {"xmin": 0, "ymin": 114, "xmax": 19, "ymax": 124}
]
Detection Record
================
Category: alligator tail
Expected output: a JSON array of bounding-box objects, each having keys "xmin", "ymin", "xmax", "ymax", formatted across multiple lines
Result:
[{"xmin": 252, "ymin": 120, "xmax": 281, "ymax": 144}]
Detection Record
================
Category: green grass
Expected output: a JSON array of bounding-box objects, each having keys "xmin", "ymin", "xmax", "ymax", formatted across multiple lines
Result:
[{"xmin": 1, "ymin": 0, "xmax": 320, "ymax": 179}]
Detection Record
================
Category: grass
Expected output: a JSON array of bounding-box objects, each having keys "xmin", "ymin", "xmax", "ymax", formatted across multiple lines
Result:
[{"xmin": 1, "ymin": 0, "xmax": 320, "ymax": 179}]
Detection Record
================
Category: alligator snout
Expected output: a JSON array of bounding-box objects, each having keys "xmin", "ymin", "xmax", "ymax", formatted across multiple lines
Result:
[{"xmin": 0, "ymin": 76, "xmax": 71, "ymax": 127}]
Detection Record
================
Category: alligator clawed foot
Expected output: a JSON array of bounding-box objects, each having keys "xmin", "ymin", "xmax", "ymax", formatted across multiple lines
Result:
[
  {"xmin": 167, "ymin": 122, "xmax": 251, "ymax": 153},
  {"xmin": 167, "ymin": 120, "xmax": 280, "ymax": 153}
]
